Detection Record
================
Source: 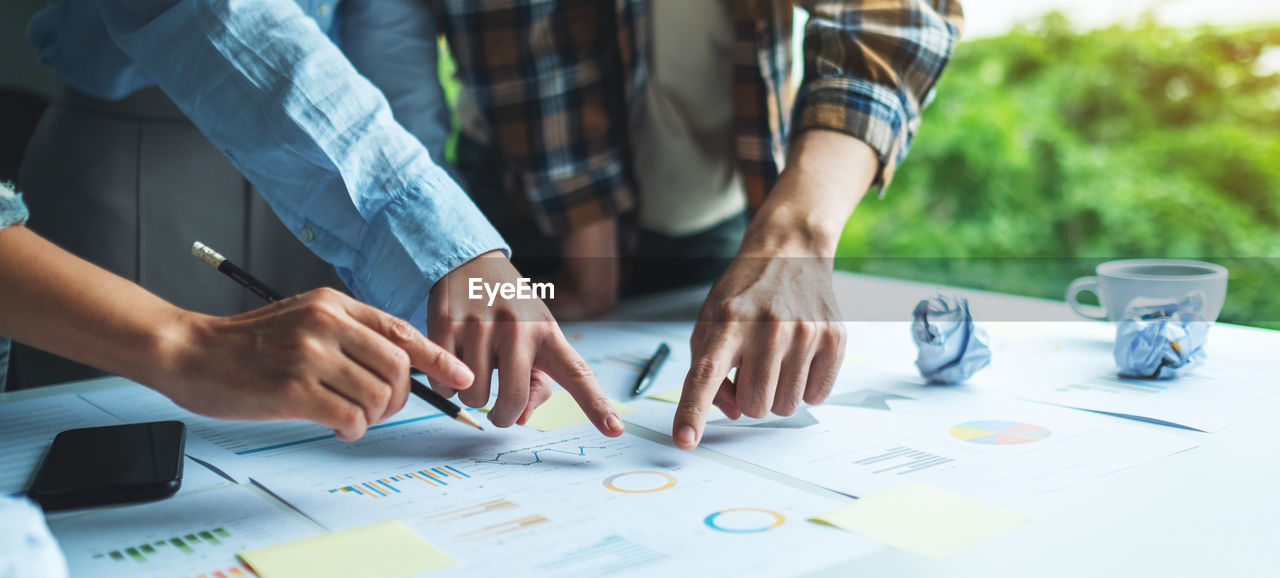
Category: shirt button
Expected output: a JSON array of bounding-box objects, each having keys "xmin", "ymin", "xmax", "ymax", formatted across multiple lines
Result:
[
  {"xmin": 301, "ymin": 227, "xmax": 316, "ymax": 243},
  {"xmin": 316, "ymin": 3, "xmax": 331, "ymax": 18}
]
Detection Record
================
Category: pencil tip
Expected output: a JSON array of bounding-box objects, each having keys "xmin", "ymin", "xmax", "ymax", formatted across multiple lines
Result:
[{"xmin": 458, "ymin": 412, "xmax": 484, "ymax": 431}]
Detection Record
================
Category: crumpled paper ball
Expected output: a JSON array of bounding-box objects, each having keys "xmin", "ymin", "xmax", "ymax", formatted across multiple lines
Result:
[
  {"xmin": 1115, "ymin": 293, "xmax": 1210, "ymax": 379},
  {"xmin": 0, "ymin": 494, "xmax": 67, "ymax": 578},
  {"xmin": 912, "ymin": 295, "xmax": 991, "ymax": 384}
]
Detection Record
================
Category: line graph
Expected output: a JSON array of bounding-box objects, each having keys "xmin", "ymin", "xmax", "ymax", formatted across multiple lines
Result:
[{"xmin": 472, "ymin": 437, "xmax": 608, "ymax": 466}]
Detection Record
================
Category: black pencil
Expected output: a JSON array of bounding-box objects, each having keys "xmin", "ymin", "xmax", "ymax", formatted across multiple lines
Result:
[{"xmin": 191, "ymin": 241, "xmax": 482, "ymax": 431}]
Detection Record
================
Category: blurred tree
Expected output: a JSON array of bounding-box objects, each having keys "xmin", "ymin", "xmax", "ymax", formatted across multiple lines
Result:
[{"xmin": 838, "ymin": 13, "xmax": 1280, "ymax": 327}]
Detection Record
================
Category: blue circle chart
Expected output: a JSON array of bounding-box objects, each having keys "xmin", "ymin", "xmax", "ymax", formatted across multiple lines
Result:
[{"xmin": 703, "ymin": 508, "xmax": 787, "ymax": 534}]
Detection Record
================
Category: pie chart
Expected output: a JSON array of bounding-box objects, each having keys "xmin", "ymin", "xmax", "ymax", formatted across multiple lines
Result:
[{"xmin": 949, "ymin": 421, "xmax": 1052, "ymax": 445}]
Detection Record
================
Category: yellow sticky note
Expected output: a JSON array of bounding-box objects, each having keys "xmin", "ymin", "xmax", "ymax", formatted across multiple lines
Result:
[
  {"xmin": 521, "ymin": 390, "xmax": 635, "ymax": 432},
  {"xmin": 810, "ymin": 483, "xmax": 1029, "ymax": 559},
  {"xmin": 238, "ymin": 521, "xmax": 456, "ymax": 578},
  {"xmin": 645, "ymin": 388, "xmax": 683, "ymax": 403}
]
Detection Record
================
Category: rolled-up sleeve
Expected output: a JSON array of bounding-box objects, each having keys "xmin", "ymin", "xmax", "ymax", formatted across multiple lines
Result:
[
  {"xmin": 0, "ymin": 183, "xmax": 29, "ymax": 229},
  {"xmin": 338, "ymin": 0, "xmax": 454, "ymax": 176},
  {"xmin": 92, "ymin": 0, "xmax": 508, "ymax": 320},
  {"xmin": 793, "ymin": 0, "xmax": 964, "ymax": 188},
  {"xmin": 0, "ymin": 183, "xmax": 29, "ymax": 390}
]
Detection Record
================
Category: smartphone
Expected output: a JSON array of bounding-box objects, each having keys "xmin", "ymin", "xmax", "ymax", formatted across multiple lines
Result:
[{"xmin": 27, "ymin": 421, "xmax": 186, "ymax": 511}]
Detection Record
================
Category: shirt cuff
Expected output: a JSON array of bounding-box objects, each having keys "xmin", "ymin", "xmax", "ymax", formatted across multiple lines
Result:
[
  {"xmin": 0, "ymin": 184, "xmax": 30, "ymax": 229},
  {"xmin": 526, "ymin": 163, "xmax": 637, "ymax": 237},
  {"xmin": 792, "ymin": 76, "xmax": 915, "ymax": 193},
  {"xmin": 350, "ymin": 168, "xmax": 510, "ymax": 319}
]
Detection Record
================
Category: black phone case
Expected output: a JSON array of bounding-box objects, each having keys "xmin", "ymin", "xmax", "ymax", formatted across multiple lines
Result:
[{"xmin": 27, "ymin": 421, "xmax": 186, "ymax": 511}]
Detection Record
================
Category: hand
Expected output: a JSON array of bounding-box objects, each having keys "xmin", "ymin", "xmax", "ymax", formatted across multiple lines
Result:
[
  {"xmin": 425, "ymin": 251, "xmax": 626, "ymax": 436},
  {"xmin": 546, "ymin": 218, "xmax": 619, "ymax": 320},
  {"xmin": 672, "ymin": 253, "xmax": 846, "ymax": 448},
  {"xmin": 671, "ymin": 130, "xmax": 876, "ymax": 449},
  {"xmin": 159, "ymin": 288, "xmax": 475, "ymax": 441}
]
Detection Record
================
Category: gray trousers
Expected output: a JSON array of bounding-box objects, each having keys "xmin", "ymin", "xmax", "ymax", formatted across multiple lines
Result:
[{"xmin": 12, "ymin": 87, "xmax": 345, "ymax": 389}]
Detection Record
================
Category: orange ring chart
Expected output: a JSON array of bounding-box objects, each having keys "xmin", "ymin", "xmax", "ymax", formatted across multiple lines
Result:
[{"xmin": 601, "ymin": 471, "xmax": 678, "ymax": 494}]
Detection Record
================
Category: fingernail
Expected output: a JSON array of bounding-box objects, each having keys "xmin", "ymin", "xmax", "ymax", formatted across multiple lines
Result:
[
  {"xmin": 675, "ymin": 425, "xmax": 697, "ymax": 448},
  {"xmin": 605, "ymin": 413, "xmax": 624, "ymax": 433},
  {"xmin": 451, "ymin": 361, "xmax": 474, "ymax": 388}
]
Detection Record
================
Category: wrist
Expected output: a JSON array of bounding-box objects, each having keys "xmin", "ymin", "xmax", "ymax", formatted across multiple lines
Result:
[
  {"xmin": 741, "ymin": 203, "xmax": 842, "ymax": 258},
  {"xmin": 559, "ymin": 217, "xmax": 619, "ymax": 263},
  {"xmin": 738, "ymin": 130, "xmax": 878, "ymax": 259},
  {"xmin": 138, "ymin": 308, "xmax": 213, "ymax": 392}
]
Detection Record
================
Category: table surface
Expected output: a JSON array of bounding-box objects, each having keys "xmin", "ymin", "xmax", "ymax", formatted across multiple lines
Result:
[{"xmin": 5, "ymin": 272, "xmax": 1277, "ymax": 577}]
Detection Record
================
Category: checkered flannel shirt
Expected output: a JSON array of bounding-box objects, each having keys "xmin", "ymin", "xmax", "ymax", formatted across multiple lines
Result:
[{"xmin": 434, "ymin": 0, "xmax": 964, "ymax": 236}]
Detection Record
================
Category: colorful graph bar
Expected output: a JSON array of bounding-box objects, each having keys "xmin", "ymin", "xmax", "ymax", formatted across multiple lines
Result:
[
  {"xmin": 458, "ymin": 514, "xmax": 551, "ymax": 541},
  {"xmin": 190, "ymin": 565, "xmax": 250, "ymax": 578},
  {"xmin": 328, "ymin": 466, "xmax": 471, "ymax": 498},
  {"xmin": 96, "ymin": 528, "xmax": 232, "ymax": 563},
  {"xmin": 424, "ymin": 499, "xmax": 519, "ymax": 523}
]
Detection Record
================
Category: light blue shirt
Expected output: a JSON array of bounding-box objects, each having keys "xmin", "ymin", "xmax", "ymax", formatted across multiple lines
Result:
[{"xmin": 28, "ymin": 0, "xmax": 508, "ymax": 322}]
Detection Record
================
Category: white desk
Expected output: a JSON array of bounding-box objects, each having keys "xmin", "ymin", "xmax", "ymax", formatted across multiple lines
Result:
[{"xmin": 5, "ymin": 272, "xmax": 1278, "ymax": 576}]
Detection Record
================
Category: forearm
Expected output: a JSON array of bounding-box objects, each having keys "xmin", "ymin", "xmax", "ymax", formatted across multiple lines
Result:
[
  {"xmin": 742, "ymin": 130, "xmax": 878, "ymax": 258},
  {"xmin": 0, "ymin": 226, "xmax": 190, "ymax": 386},
  {"xmin": 339, "ymin": 0, "xmax": 452, "ymax": 167},
  {"xmin": 96, "ymin": 0, "xmax": 507, "ymax": 318}
]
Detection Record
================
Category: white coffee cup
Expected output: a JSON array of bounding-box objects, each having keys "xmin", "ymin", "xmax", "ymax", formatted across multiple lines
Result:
[{"xmin": 1065, "ymin": 259, "xmax": 1228, "ymax": 321}]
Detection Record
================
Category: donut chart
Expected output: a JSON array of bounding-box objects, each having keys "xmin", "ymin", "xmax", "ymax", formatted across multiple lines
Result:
[
  {"xmin": 702, "ymin": 508, "xmax": 786, "ymax": 534},
  {"xmin": 602, "ymin": 471, "xmax": 677, "ymax": 493}
]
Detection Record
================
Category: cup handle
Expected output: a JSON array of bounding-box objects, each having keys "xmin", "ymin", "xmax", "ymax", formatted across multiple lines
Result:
[{"xmin": 1066, "ymin": 277, "xmax": 1107, "ymax": 320}]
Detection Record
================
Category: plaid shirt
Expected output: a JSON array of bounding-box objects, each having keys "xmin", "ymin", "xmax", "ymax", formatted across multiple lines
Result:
[{"xmin": 434, "ymin": 0, "xmax": 964, "ymax": 236}]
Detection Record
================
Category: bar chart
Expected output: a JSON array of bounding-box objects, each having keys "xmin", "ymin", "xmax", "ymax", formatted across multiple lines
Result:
[
  {"xmin": 422, "ymin": 498, "xmax": 519, "ymax": 524},
  {"xmin": 1057, "ymin": 375, "xmax": 1172, "ymax": 395},
  {"xmin": 327, "ymin": 465, "xmax": 472, "ymax": 498},
  {"xmin": 94, "ymin": 527, "xmax": 231, "ymax": 564},
  {"xmin": 533, "ymin": 535, "xmax": 664, "ymax": 576},
  {"xmin": 1058, "ymin": 367, "xmax": 1221, "ymax": 396},
  {"xmin": 188, "ymin": 564, "xmax": 252, "ymax": 578},
  {"xmin": 852, "ymin": 445, "xmax": 955, "ymax": 475},
  {"xmin": 456, "ymin": 514, "xmax": 552, "ymax": 542},
  {"xmin": 417, "ymin": 497, "xmax": 563, "ymax": 549},
  {"xmin": 248, "ymin": 423, "xmax": 865, "ymax": 577},
  {"xmin": 48, "ymin": 486, "xmax": 319, "ymax": 578}
]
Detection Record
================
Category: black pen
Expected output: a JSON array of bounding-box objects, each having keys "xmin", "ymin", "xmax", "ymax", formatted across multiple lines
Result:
[
  {"xmin": 190, "ymin": 241, "xmax": 482, "ymax": 431},
  {"xmin": 631, "ymin": 343, "xmax": 670, "ymax": 397}
]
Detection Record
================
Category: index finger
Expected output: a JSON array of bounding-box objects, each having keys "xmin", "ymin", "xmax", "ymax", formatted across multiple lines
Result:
[
  {"xmin": 341, "ymin": 298, "xmax": 474, "ymax": 392},
  {"xmin": 537, "ymin": 336, "xmax": 625, "ymax": 437},
  {"xmin": 673, "ymin": 328, "xmax": 740, "ymax": 450}
]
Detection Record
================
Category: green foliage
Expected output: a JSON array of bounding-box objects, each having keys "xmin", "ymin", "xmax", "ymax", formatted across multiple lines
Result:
[
  {"xmin": 438, "ymin": 38, "xmax": 461, "ymax": 164},
  {"xmin": 837, "ymin": 14, "xmax": 1280, "ymax": 327}
]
